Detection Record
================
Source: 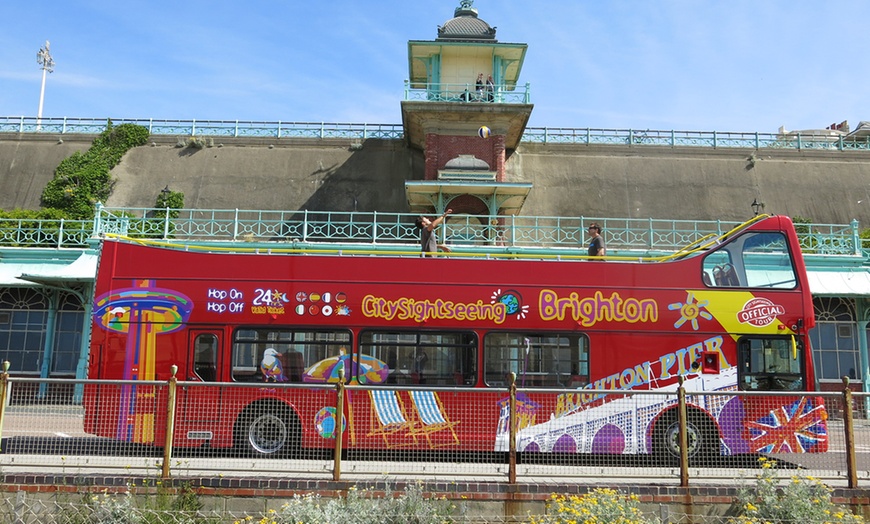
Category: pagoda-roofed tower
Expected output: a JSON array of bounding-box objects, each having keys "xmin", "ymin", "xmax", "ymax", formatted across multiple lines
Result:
[{"xmin": 403, "ymin": 0, "xmax": 533, "ymax": 219}]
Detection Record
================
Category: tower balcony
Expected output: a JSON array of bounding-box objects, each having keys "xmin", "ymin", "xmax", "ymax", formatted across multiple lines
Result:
[
  {"xmin": 401, "ymin": 81, "xmax": 534, "ymax": 152},
  {"xmin": 403, "ymin": 80, "xmax": 531, "ymax": 105}
]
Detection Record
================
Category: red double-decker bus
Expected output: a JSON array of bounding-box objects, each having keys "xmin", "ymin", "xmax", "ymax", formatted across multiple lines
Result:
[{"xmin": 83, "ymin": 215, "xmax": 827, "ymax": 460}]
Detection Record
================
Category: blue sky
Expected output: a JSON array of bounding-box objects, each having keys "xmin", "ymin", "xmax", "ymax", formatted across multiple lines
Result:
[{"xmin": 0, "ymin": 1, "xmax": 866, "ymax": 134}]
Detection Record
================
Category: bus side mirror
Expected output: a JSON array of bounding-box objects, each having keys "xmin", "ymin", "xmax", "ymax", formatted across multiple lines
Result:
[{"xmin": 701, "ymin": 351, "xmax": 720, "ymax": 374}]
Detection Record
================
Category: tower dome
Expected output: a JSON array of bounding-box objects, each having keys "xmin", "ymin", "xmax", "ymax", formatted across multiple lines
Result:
[{"xmin": 437, "ymin": 0, "xmax": 497, "ymax": 41}]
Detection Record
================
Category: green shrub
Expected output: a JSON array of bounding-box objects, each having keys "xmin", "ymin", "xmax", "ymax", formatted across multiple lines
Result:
[
  {"xmin": 156, "ymin": 189, "xmax": 184, "ymax": 215},
  {"xmin": 791, "ymin": 215, "xmax": 819, "ymax": 252},
  {"xmin": 792, "ymin": 215, "xmax": 812, "ymax": 235},
  {"xmin": 531, "ymin": 487, "xmax": 652, "ymax": 524},
  {"xmin": 729, "ymin": 457, "xmax": 863, "ymax": 523},
  {"xmin": 58, "ymin": 481, "xmax": 217, "ymax": 524},
  {"xmin": 0, "ymin": 207, "xmax": 69, "ymax": 220},
  {"xmin": 242, "ymin": 483, "xmax": 456, "ymax": 524}
]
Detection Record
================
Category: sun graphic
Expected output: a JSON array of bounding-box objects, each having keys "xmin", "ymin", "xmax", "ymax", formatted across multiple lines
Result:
[
  {"xmin": 490, "ymin": 288, "xmax": 529, "ymax": 320},
  {"xmin": 668, "ymin": 292, "xmax": 713, "ymax": 331},
  {"xmin": 271, "ymin": 289, "xmax": 285, "ymax": 306}
]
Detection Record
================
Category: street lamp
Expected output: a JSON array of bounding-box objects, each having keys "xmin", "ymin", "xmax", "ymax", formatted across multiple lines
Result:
[
  {"xmin": 751, "ymin": 198, "xmax": 765, "ymax": 216},
  {"xmin": 36, "ymin": 40, "xmax": 55, "ymax": 129}
]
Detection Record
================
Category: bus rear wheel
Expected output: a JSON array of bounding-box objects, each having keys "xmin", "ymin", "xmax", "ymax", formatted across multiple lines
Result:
[
  {"xmin": 236, "ymin": 405, "xmax": 299, "ymax": 457},
  {"xmin": 653, "ymin": 412, "xmax": 718, "ymax": 465}
]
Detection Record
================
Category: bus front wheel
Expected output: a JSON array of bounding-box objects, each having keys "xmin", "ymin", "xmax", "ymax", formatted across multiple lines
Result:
[
  {"xmin": 653, "ymin": 411, "xmax": 718, "ymax": 464},
  {"xmin": 235, "ymin": 405, "xmax": 299, "ymax": 457}
]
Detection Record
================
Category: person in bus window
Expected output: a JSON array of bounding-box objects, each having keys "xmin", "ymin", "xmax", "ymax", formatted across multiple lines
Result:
[
  {"xmin": 414, "ymin": 350, "xmax": 428, "ymax": 373},
  {"xmin": 415, "ymin": 208, "xmax": 452, "ymax": 256},
  {"xmin": 413, "ymin": 349, "xmax": 429, "ymax": 384},
  {"xmin": 587, "ymin": 223, "xmax": 606, "ymax": 257}
]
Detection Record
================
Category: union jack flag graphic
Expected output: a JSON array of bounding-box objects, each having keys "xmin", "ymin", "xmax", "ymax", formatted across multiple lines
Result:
[{"xmin": 746, "ymin": 397, "xmax": 828, "ymax": 453}]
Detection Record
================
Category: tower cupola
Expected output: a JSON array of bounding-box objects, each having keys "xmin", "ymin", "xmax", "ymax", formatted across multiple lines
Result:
[{"xmin": 437, "ymin": 0, "xmax": 497, "ymax": 41}]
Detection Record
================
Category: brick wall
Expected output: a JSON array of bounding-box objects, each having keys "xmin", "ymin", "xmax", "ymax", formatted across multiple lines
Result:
[{"xmin": 424, "ymin": 133, "xmax": 506, "ymax": 181}]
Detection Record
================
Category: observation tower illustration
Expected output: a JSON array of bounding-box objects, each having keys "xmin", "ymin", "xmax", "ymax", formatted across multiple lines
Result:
[{"xmin": 93, "ymin": 279, "xmax": 193, "ymax": 443}]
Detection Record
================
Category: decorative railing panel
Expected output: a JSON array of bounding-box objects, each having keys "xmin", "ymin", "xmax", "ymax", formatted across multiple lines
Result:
[
  {"xmin": 403, "ymin": 81, "xmax": 531, "ymax": 104},
  {"xmin": 6, "ymin": 116, "xmax": 870, "ymax": 151},
  {"xmin": 0, "ymin": 206, "xmax": 863, "ymax": 259}
]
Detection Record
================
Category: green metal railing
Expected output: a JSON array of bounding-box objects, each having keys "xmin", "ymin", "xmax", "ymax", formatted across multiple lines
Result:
[
  {"xmin": 0, "ymin": 205, "xmax": 864, "ymax": 260},
  {"xmin": 4, "ymin": 115, "xmax": 870, "ymax": 151},
  {"xmin": 403, "ymin": 80, "xmax": 531, "ymax": 104},
  {"xmin": 0, "ymin": 217, "xmax": 93, "ymax": 248}
]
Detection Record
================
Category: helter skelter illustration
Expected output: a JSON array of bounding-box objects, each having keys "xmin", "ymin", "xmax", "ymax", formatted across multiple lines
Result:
[{"xmin": 93, "ymin": 279, "xmax": 193, "ymax": 443}]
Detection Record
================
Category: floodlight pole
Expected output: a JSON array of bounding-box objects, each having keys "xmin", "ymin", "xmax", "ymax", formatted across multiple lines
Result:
[{"xmin": 36, "ymin": 40, "xmax": 55, "ymax": 130}]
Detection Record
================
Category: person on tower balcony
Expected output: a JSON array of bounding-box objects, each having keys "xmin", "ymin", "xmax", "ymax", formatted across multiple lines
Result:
[
  {"xmin": 486, "ymin": 75, "xmax": 494, "ymax": 102},
  {"xmin": 475, "ymin": 73, "xmax": 484, "ymax": 100}
]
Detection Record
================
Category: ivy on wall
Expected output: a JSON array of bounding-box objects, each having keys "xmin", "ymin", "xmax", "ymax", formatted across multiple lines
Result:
[
  {"xmin": 40, "ymin": 120, "xmax": 151, "ymax": 219},
  {"xmin": 0, "ymin": 120, "xmax": 184, "ymax": 226}
]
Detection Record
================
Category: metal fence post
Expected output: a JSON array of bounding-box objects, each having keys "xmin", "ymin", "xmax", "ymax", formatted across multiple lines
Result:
[
  {"xmin": 163, "ymin": 208, "xmax": 171, "ymax": 239},
  {"xmin": 648, "ymin": 218, "xmax": 654, "ymax": 250},
  {"xmin": 843, "ymin": 376, "xmax": 858, "ymax": 488},
  {"xmin": 233, "ymin": 208, "xmax": 240, "ymax": 241},
  {"xmin": 93, "ymin": 202, "xmax": 103, "ymax": 236},
  {"xmin": 160, "ymin": 364, "xmax": 178, "ymax": 479},
  {"xmin": 0, "ymin": 361, "xmax": 10, "ymax": 444},
  {"xmin": 303, "ymin": 210, "xmax": 309, "ymax": 242},
  {"xmin": 333, "ymin": 368, "xmax": 346, "ymax": 481},
  {"xmin": 508, "ymin": 372, "xmax": 517, "ymax": 484},
  {"xmin": 162, "ymin": 365, "xmax": 178, "ymax": 479},
  {"xmin": 677, "ymin": 376, "xmax": 689, "ymax": 487}
]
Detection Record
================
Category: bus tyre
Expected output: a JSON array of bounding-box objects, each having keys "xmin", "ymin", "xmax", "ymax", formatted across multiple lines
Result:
[
  {"xmin": 236, "ymin": 405, "xmax": 299, "ymax": 457},
  {"xmin": 653, "ymin": 412, "xmax": 717, "ymax": 465}
]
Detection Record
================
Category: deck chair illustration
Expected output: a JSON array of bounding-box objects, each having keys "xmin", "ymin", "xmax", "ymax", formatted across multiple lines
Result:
[
  {"xmin": 408, "ymin": 390, "xmax": 460, "ymax": 447},
  {"xmin": 367, "ymin": 389, "xmax": 417, "ymax": 447}
]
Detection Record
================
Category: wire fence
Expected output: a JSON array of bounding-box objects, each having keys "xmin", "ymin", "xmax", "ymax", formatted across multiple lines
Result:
[
  {"xmin": 0, "ymin": 371, "xmax": 867, "ymax": 522},
  {"xmin": 0, "ymin": 373, "xmax": 864, "ymax": 485}
]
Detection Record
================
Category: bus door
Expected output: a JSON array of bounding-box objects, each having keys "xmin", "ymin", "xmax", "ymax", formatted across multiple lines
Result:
[
  {"xmin": 179, "ymin": 329, "xmax": 224, "ymax": 439},
  {"xmin": 737, "ymin": 336, "xmax": 805, "ymax": 392}
]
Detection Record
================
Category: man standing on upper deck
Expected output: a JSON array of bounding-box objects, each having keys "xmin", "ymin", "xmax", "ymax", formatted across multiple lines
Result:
[
  {"xmin": 415, "ymin": 209, "xmax": 452, "ymax": 256},
  {"xmin": 587, "ymin": 223, "xmax": 606, "ymax": 257}
]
